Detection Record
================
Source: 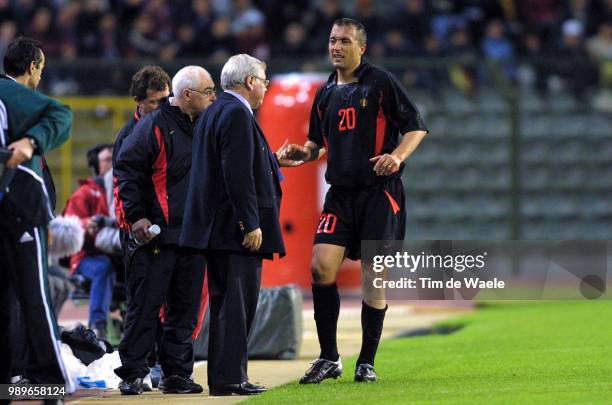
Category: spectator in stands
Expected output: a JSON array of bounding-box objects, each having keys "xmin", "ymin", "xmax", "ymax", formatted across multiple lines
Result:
[
  {"xmin": 0, "ymin": 21, "xmax": 17, "ymax": 61},
  {"xmin": 552, "ymin": 19, "xmax": 598, "ymax": 98},
  {"xmin": 446, "ymin": 25, "xmax": 479, "ymax": 92},
  {"xmin": 75, "ymin": 0, "xmax": 105, "ymax": 57},
  {"xmin": 183, "ymin": 0, "xmax": 212, "ymax": 30},
  {"xmin": 390, "ymin": 0, "xmax": 432, "ymax": 49},
  {"xmin": 351, "ymin": 0, "xmax": 382, "ymax": 42},
  {"xmin": 562, "ymin": 0, "xmax": 604, "ymax": 36},
  {"xmin": 383, "ymin": 29, "xmax": 414, "ymax": 56},
  {"xmin": 25, "ymin": 7, "xmax": 62, "ymax": 57},
  {"xmin": 55, "ymin": 1, "xmax": 80, "ymax": 48},
  {"xmin": 273, "ymin": 22, "xmax": 311, "ymax": 57},
  {"xmin": 230, "ymin": 0, "xmax": 265, "ymax": 35},
  {"xmin": 518, "ymin": 30, "xmax": 550, "ymax": 93},
  {"xmin": 208, "ymin": 15, "xmax": 236, "ymax": 62},
  {"xmin": 142, "ymin": 0, "xmax": 173, "ymax": 42},
  {"xmin": 98, "ymin": 13, "xmax": 120, "ymax": 59},
  {"xmin": 304, "ymin": 0, "xmax": 342, "ymax": 54},
  {"xmin": 0, "ymin": 0, "xmax": 17, "ymax": 22},
  {"xmin": 260, "ymin": 0, "xmax": 309, "ymax": 40},
  {"xmin": 128, "ymin": 13, "xmax": 163, "ymax": 58},
  {"xmin": 191, "ymin": 0, "xmax": 217, "ymax": 40},
  {"xmin": 515, "ymin": 0, "xmax": 565, "ymax": 46},
  {"xmin": 231, "ymin": 0, "xmax": 268, "ymax": 59},
  {"xmin": 64, "ymin": 143, "xmax": 117, "ymax": 340},
  {"xmin": 481, "ymin": 19, "xmax": 516, "ymax": 80},
  {"xmin": 586, "ymin": 21, "xmax": 612, "ymax": 87}
]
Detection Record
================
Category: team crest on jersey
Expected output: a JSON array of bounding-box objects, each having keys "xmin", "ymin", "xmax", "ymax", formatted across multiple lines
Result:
[{"xmin": 359, "ymin": 98, "xmax": 368, "ymax": 108}]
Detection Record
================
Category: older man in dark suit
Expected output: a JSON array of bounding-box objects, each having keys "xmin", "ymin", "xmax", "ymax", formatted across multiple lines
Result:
[{"xmin": 180, "ymin": 54, "xmax": 285, "ymax": 396}]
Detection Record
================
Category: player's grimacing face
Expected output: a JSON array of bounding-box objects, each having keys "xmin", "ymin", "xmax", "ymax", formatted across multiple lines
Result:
[
  {"xmin": 328, "ymin": 25, "xmax": 365, "ymax": 71},
  {"xmin": 138, "ymin": 86, "xmax": 170, "ymax": 115}
]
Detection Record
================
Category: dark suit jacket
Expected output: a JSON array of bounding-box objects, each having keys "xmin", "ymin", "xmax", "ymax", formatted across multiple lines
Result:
[{"xmin": 179, "ymin": 92, "xmax": 285, "ymax": 257}]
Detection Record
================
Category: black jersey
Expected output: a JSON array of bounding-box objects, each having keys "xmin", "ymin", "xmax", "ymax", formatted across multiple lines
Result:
[{"xmin": 308, "ymin": 60, "xmax": 428, "ymax": 188}]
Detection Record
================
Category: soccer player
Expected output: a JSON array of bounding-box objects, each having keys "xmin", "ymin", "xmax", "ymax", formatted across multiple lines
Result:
[{"xmin": 281, "ymin": 18, "xmax": 429, "ymax": 383}]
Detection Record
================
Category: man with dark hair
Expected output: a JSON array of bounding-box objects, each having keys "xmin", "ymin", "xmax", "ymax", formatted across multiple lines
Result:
[
  {"xmin": 64, "ymin": 143, "xmax": 116, "ymax": 339},
  {"xmin": 111, "ymin": 65, "xmax": 172, "ymax": 390},
  {"xmin": 282, "ymin": 18, "xmax": 429, "ymax": 384},
  {"xmin": 0, "ymin": 37, "xmax": 74, "ymax": 390},
  {"xmin": 112, "ymin": 66, "xmax": 171, "ymax": 168},
  {"xmin": 113, "ymin": 66, "xmax": 171, "ymax": 241}
]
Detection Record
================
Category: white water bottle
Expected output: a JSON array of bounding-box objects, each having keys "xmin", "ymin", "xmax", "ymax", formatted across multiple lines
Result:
[
  {"xmin": 149, "ymin": 224, "xmax": 161, "ymax": 237},
  {"xmin": 133, "ymin": 224, "xmax": 161, "ymax": 245}
]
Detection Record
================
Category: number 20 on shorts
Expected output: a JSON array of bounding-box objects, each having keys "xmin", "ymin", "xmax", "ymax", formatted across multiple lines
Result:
[
  {"xmin": 338, "ymin": 107, "xmax": 356, "ymax": 131},
  {"xmin": 317, "ymin": 213, "xmax": 338, "ymax": 234}
]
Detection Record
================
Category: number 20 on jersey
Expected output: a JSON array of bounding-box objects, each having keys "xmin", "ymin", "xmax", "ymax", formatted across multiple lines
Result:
[{"xmin": 338, "ymin": 107, "xmax": 356, "ymax": 131}]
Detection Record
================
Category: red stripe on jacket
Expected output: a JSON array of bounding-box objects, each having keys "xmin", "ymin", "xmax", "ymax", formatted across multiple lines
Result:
[
  {"xmin": 113, "ymin": 175, "xmax": 130, "ymax": 231},
  {"xmin": 152, "ymin": 126, "xmax": 169, "ymax": 224}
]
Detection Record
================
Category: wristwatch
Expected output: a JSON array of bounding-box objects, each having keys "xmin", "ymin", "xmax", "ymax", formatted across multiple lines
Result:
[{"xmin": 25, "ymin": 136, "xmax": 38, "ymax": 151}]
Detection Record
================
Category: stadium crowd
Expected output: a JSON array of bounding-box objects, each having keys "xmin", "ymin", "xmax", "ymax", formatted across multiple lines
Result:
[{"xmin": 0, "ymin": 0, "xmax": 609, "ymax": 95}]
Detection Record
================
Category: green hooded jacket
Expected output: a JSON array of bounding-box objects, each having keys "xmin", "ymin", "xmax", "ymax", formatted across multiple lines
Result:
[{"xmin": 0, "ymin": 76, "xmax": 72, "ymax": 233}]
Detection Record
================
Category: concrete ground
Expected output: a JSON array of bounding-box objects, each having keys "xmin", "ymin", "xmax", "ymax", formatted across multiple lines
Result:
[{"xmin": 59, "ymin": 300, "xmax": 470, "ymax": 404}]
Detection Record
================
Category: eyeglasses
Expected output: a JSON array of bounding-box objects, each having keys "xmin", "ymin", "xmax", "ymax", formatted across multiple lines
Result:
[
  {"xmin": 251, "ymin": 76, "xmax": 270, "ymax": 87},
  {"xmin": 188, "ymin": 87, "xmax": 216, "ymax": 97}
]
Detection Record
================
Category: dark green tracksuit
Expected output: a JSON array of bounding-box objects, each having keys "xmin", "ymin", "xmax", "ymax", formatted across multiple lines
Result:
[{"xmin": 0, "ymin": 75, "xmax": 74, "ymax": 391}]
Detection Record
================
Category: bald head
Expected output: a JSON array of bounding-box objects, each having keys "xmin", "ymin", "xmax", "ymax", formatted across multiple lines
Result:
[{"xmin": 172, "ymin": 65, "xmax": 216, "ymax": 119}]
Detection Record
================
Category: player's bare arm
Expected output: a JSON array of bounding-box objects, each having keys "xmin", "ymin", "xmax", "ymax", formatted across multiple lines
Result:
[{"xmin": 370, "ymin": 130, "xmax": 427, "ymax": 176}]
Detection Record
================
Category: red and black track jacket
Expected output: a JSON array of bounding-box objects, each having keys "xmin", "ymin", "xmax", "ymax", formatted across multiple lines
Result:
[
  {"xmin": 112, "ymin": 109, "xmax": 140, "ymax": 230},
  {"xmin": 114, "ymin": 100, "xmax": 196, "ymax": 244}
]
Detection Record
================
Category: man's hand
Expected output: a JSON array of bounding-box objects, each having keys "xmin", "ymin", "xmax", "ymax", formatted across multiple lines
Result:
[
  {"xmin": 280, "ymin": 143, "xmax": 312, "ymax": 162},
  {"xmin": 242, "ymin": 228, "xmax": 262, "ymax": 251},
  {"xmin": 6, "ymin": 138, "xmax": 34, "ymax": 169},
  {"xmin": 370, "ymin": 153, "xmax": 402, "ymax": 176},
  {"xmin": 131, "ymin": 218, "xmax": 153, "ymax": 244},
  {"xmin": 276, "ymin": 139, "xmax": 305, "ymax": 167}
]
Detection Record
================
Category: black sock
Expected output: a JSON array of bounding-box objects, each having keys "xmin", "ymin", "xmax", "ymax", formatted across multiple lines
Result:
[
  {"xmin": 312, "ymin": 283, "xmax": 340, "ymax": 362},
  {"xmin": 357, "ymin": 301, "xmax": 387, "ymax": 367}
]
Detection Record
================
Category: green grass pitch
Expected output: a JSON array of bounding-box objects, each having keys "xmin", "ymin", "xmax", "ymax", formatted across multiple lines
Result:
[{"xmin": 248, "ymin": 301, "xmax": 612, "ymax": 404}]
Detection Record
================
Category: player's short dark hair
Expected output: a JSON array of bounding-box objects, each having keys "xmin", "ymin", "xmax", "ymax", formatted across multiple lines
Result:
[
  {"xmin": 332, "ymin": 18, "xmax": 367, "ymax": 46},
  {"xmin": 3, "ymin": 37, "xmax": 43, "ymax": 77},
  {"xmin": 130, "ymin": 66, "xmax": 171, "ymax": 101},
  {"xmin": 87, "ymin": 143, "xmax": 113, "ymax": 175}
]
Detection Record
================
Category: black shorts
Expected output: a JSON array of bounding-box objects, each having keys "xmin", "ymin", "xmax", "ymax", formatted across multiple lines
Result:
[{"xmin": 313, "ymin": 178, "xmax": 406, "ymax": 260}]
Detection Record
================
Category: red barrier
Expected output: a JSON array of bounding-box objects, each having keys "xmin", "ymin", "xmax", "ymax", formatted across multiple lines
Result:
[{"xmin": 258, "ymin": 73, "xmax": 361, "ymax": 291}]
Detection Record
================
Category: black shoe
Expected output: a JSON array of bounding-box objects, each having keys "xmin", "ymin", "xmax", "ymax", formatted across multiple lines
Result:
[
  {"xmin": 162, "ymin": 375, "xmax": 203, "ymax": 394},
  {"xmin": 119, "ymin": 378, "xmax": 144, "ymax": 395},
  {"xmin": 299, "ymin": 358, "xmax": 343, "ymax": 384},
  {"xmin": 354, "ymin": 363, "xmax": 377, "ymax": 382},
  {"xmin": 209, "ymin": 381, "xmax": 267, "ymax": 396}
]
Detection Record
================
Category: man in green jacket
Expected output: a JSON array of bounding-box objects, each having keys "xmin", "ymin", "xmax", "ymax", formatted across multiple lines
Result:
[{"xmin": 0, "ymin": 37, "xmax": 74, "ymax": 392}]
